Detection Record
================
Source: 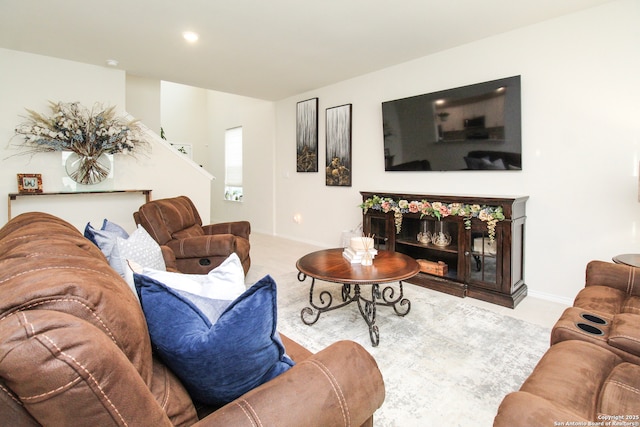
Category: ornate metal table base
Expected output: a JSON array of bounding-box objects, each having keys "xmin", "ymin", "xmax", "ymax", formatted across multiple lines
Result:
[{"xmin": 298, "ymin": 272, "xmax": 411, "ymax": 346}]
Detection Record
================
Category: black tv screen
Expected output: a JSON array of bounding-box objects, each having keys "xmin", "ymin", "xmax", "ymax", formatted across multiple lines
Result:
[{"xmin": 382, "ymin": 76, "xmax": 521, "ymax": 171}]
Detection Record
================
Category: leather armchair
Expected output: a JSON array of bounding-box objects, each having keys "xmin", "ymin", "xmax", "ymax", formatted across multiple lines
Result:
[{"xmin": 134, "ymin": 196, "xmax": 251, "ymax": 275}]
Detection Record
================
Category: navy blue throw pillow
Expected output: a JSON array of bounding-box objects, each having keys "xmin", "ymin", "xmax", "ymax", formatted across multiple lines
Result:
[
  {"xmin": 83, "ymin": 219, "xmax": 129, "ymax": 260},
  {"xmin": 134, "ymin": 273, "xmax": 294, "ymax": 405}
]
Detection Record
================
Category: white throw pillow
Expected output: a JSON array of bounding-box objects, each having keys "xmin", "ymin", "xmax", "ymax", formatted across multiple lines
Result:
[
  {"xmin": 110, "ymin": 225, "xmax": 166, "ymax": 278},
  {"xmin": 141, "ymin": 253, "xmax": 246, "ymax": 301}
]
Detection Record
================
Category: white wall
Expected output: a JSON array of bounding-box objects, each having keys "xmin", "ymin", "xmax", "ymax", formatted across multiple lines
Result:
[
  {"xmin": 157, "ymin": 83, "xmax": 276, "ymax": 234},
  {"xmin": 0, "ymin": 48, "xmax": 212, "ymax": 233},
  {"xmin": 126, "ymin": 74, "xmax": 161, "ymax": 136},
  {"xmin": 274, "ymin": 0, "xmax": 640, "ymax": 303},
  {"xmin": 206, "ymin": 91, "xmax": 275, "ymax": 235},
  {"xmin": 160, "ymin": 81, "xmax": 210, "ymax": 169}
]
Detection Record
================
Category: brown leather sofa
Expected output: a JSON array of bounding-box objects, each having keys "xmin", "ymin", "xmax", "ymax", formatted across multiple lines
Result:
[
  {"xmin": 134, "ymin": 196, "xmax": 251, "ymax": 275},
  {"xmin": 0, "ymin": 212, "xmax": 385, "ymax": 427},
  {"xmin": 494, "ymin": 261, "xmax": 640, "ymax": 426},
  {"xmin": 551, "ymin": 260, "xmax": 640, "ymax": 363}
]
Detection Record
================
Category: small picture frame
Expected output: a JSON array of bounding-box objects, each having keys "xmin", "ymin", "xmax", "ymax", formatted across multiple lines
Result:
[{"xmin": 17, "ymin": 173, "xmax": 43, "ymax": 193}]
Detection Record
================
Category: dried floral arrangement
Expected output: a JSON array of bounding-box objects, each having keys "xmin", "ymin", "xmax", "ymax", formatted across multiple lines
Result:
[
  {"xmin": 10, "ymin": 101, "xmax": 148, "ymax": 184},
  {"xmin": 13, "ymin": 101, "xmax": 147, "ymax": 155}
]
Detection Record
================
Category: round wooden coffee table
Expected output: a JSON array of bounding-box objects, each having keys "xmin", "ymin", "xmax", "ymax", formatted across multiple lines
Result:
[{"xmin": 296, "ymin": 248, "xmax": 420, "ymax": 346}]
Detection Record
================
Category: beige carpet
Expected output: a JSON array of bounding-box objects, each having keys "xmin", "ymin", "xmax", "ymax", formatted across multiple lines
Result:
[{"xmin": 248, "ymin": 261, "xmax": 550, "ymax": 427}]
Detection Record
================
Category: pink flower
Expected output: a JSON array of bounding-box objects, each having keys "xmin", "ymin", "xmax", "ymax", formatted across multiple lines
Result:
[
  {"xmin": 439, "ymin": 205, "xmax": 451, "ymax": 217},
  {"xmin": 408, "ymin": 201, "xmax": 420, "ymax": 213},
  {"xmin": 381, "ymin": 201, "xmax": 391, "ymax": 212}
]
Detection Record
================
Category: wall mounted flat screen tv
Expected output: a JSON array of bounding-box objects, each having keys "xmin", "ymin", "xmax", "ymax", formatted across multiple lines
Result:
[{"xmin": 382, "ymin": 75, "xmax": 521, "ymax": 171}]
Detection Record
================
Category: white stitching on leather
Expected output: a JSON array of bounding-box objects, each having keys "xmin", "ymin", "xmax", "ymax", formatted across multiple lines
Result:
[
  {"xmin": 0, "ymin": 265, "xmax": 116, "ymax": 286},
  {"xmin": 0, "ymin": 381, "xmax": 24, "ymax": 406},
  {"xmin": 19, "ymin": 377, "xmax": 83, "ymax": 400},
  {"xmin": 0, "ymin": 234, "xmax": 42, "ymax": 246},
  {"xmin": 235, "ymin": 399, "xmax": 261, "ymax": 427},
  {"xmin": 164, "ymin": 365, "xmax": 170, "ymax": 410},
  {"xmin": 610, "ymin": 333, "xmax": 640, "ymax": 344},
  {"xmin": 13, "ymin": 312, "xmax": 128, "ymax": 425},
  {"xmin": 1, "ymin": 298, "xmax": 118, "ymax": 346},
  {"xmin": 233, "ymin": 401, "xmax": 254, "ymax": 426},
  {"xmin": 305, "ymin": 359, "xmax": 350, "ymax": 426},
  {"xmin": 138, "ymin": 209, "xmax": 163, "ymax": 243},
  {"xmin": 606, "ymin": 379, "xmax": 640, "ymax": 395},
  {"xmin": 21, "ymin": 312, "xmax": 35, "ymax": 336},
  {"xmin": 36, "ymin": 333, "xmax": 129, "ymax": 426},
  {"xmin": 26, "ymin": 252, "xmax": 92, "ymax": 258}
]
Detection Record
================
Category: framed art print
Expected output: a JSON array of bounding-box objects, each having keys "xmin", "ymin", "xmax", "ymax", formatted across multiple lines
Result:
[
  {"xmin": 296, "ymin": 98, "xmax": 318, "ymax": 172},
  {"xmin": 17, "ymin": 173, "xmax": 43, "ymax": 193},
  {"xmin": 325, "ymin": 104, "xmax": 352, "ymax": 186}
]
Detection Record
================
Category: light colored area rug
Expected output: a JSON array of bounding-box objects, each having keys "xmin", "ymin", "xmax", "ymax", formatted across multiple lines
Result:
[{"xmin": 247, "ymin": 267, "xmax": 550, "ymax": 427}]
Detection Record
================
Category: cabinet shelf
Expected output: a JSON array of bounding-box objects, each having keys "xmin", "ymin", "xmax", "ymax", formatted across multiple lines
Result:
[
  {"xmin": 361, "ymin": 191, "xmax": 528, "ymax": 308},
  {"xmin": 471, "ymin": 250, "xmax": 497, "ymax": 259},
  {"xmin": 396, "ymin": 238, "xmax": 459, "ymax": 254}
]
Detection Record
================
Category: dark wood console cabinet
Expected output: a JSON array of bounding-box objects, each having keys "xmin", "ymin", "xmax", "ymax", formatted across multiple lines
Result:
[{"xmin": 361, "ymin": 191, "xmax": 528, "ymax": 308}]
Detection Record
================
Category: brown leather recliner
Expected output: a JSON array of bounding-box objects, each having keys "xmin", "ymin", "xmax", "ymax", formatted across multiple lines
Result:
[
  {"xmin": 0, "ymin": 212, "xmax": 385, "ymax": 427},
  {"xmin": 134, "ymin": 196, "xmax": 251, "ymax": 275},
  {"xmin": 551, "ymin": 260, "xmax": 640, "ymax": 364},
  {"xmin": 494, "ymin": 260, "xmax": 640, "ymax": 426}
]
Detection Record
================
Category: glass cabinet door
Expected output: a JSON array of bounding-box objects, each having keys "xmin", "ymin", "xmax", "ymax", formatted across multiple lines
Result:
[
  {"xmin": 394, "ymin": 216, "xmax": 462, "ymax": 281},
  {"xmin": 364, "ymin": 212, "xmax": 393, "ymax": 251},
  {"xmin": 467, "ymin": 221, "xmax": 502, "ymax": 290}
]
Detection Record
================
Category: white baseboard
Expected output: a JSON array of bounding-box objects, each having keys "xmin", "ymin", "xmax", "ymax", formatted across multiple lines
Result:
[
  {"xmin": 270, "ymin": 232, "xmax": 331, "ymax": 249},
  {"xmin": 527, "ymin": 289, "xmax": 573, "ymax": 306}
]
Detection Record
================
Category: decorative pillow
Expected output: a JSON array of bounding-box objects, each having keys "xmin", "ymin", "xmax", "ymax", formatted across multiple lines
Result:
[
  {"xmin": 482, "ymin": 157, "xmax": 506, "ymax": 170},
  {"xmin": 464, "ymin": 156, "xmax": 507, "ymax": 170},
  {"xmin": 134, "ymin": 274, "xmax": 294, "ymax": 406},
  {"xmin": 129, "ymin": 259, "xmax": 237, "ymax": 321},
  {"xmin": 84, "ymin": 219, "xmax": 129, "ymax": 260},
  {"xmin": 110, "ymin": 225, "xmax": 166, "ymax": 278},
  {"xmin": 464, "ymin": 156, "xmax": 489, "ymax": 170},
  {"xmin": 141, "ymin": 253, "xmax": 246, "ymax": 301}
]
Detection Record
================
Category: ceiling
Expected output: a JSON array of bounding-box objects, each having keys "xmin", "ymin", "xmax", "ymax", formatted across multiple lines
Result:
[{"xmin": 0, "ymin": 0, "xmax": 614, "ymax": 101}]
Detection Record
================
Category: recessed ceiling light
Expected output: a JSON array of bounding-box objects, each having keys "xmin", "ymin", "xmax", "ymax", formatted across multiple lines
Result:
[
  {"xmin": 182, "ymin": 31, "xmax": 199, "ymax": 43},
  {"xmin": 106, "ymin": 59, "xmax": 119, "ymax": 67}
]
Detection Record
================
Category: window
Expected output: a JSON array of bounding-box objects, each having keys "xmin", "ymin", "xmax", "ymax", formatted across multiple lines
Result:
[{"xmin": 224, "ymin": 127, "xmax": 243, "ymax": 201}]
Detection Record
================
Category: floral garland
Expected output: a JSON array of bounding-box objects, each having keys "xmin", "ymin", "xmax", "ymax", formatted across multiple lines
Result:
[{"xmin": 360, "ymin": 195, "xmax": 505, "ymax": 242}]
